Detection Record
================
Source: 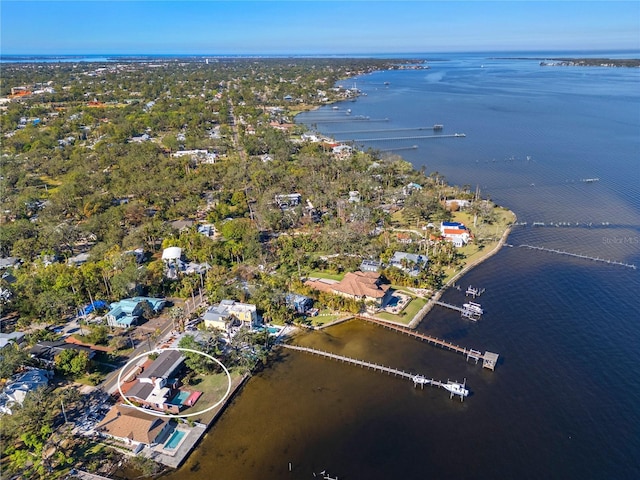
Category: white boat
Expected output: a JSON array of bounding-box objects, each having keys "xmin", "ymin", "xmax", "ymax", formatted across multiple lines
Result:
[
  {"xmin": 463, "ymin": 302, "xmax": 483, "ymax": 314},
  {"xmin": 443, "ymin": 380, "xmax": 469, "ymax": 398}
]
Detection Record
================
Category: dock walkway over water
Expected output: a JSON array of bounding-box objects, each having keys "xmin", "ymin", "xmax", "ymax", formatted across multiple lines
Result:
[
  {"xmin": 356, "ymin": 316, "xmax": 498, "ymax": 370},
  {"xmin": 433, "ymin": 300, "xmax": 483, "ymax": 320},
  {"xmin": 350, "ymin": 133, "xmax": 465, "ymax": 142},
  {"xmin": 281, "ymin": 344, "xmax": 468, "ymax": 400}
]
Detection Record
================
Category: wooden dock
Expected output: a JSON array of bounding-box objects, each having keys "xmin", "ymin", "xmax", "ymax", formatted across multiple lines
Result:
[
  {"xmin": 350, "ymin": 133, "xmax": 465, "ymax": 142},
  {"xmin": 433, "ymin": 300, "xmax": 483, "ymax": 320},
  {"xmin": 356, "ymin": 316, "xmax": 499, "ymax": 370},
  {"xmin": 281, "ymin": 344, "xmax": 468, "ymax": 400},
  {"xmin": 335, "ymin": 126, "xmax": 443, "ymax": 134}
]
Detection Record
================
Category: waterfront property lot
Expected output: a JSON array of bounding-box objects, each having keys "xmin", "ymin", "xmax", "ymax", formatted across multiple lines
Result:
[
  {"xmin": 179, "ymin": 371, "xmax": 243, "ymax": 424},
  {"xmin": 441, "ymin": 208, "xmax": 515, "ymax": 284},
  {"xmin": 375, "ymin": 294, "xmax": 427, "ymax": 324},
  {"xmin": 310, "ymin": 310, "xmax": 351, "ymax": 327}
]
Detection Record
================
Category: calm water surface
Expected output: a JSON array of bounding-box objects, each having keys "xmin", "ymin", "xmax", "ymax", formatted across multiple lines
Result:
[{"xmin": 165, "ymin": 52, "xmax": 640, "ymax": 480}]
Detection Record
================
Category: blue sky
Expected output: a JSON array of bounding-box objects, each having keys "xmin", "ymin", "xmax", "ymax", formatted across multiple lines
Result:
[{"xmin": 2, "ymin": 1, "xmax": 639, "ymax": 55}]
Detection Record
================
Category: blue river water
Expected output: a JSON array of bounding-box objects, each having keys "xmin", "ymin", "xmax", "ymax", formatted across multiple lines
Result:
[{"xmin": 167, "ymin": 52, "xmax": 640, "ymax": 480}]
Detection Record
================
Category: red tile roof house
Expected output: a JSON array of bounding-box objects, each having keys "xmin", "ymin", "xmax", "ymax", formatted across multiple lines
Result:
[
  {"xmin": 305, "ymin": 271, "xmax": 391, "ymax": 307},
  {"xmin": 440, "ymin": 221, "xmax": 472, "ymax": 247}
]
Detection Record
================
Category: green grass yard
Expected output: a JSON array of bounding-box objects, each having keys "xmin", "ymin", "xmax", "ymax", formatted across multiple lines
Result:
[{"xmin": 180, "ymin": 370, "xmax": 243, "ymax": 424}]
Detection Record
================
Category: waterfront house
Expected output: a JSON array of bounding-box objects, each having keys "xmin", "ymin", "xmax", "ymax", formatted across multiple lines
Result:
[
  {"xmin": 285, "ymin": 293, "xmax": 313, "ymax": 314},
  {"xmin": 125, "ymin": 350, "xmax": 185, "ymax": 413},
  {"xmin": 96, "ymin": 404, "xmax": 174, "ymax": 447},
  {"xmin": 202, "ymin": 300, "xmax": 258, "ymax": 331},
  {"xmin": 444, "ymin": 199, "xmax": 472, "ymax": 211},
  {"xmin": 305, "ymin": 271, "xmax": 390, "ymax": 307},
  {"xmin": 440, "ymin": 221, "xmax": 471, "ymax": 247}
]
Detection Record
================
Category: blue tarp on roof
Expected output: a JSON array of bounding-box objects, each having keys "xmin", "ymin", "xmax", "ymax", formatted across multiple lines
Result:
[{"xmin": 80, "ymin": 300, "xmax": 107, "ymax": 316}]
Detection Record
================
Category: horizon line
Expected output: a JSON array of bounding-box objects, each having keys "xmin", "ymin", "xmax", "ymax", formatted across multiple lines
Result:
[{"xmin": 2, "ymin": 48, "xmax": 640, "ymax": 58}]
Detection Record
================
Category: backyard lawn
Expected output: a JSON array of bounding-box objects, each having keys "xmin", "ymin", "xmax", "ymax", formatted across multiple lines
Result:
[
  {"xmin": 375, "ymin": 295, "xmax": 427, "ymax": 325},
  {"xmin": 180, "ymin": 370, "xmax": 243, "ymax": 424}
]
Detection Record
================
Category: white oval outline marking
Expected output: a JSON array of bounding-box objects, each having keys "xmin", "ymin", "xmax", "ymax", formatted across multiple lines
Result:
[{"xmin": 117, "ymin": 347, "xmax": 232, "ymax": 419}]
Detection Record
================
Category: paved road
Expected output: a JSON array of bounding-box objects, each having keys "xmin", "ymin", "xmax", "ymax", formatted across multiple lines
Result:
[
  {"xmin": 99, "ymin": 294, "xmax": 207, "ymax": 395},
  {"xmin": 100, "ymin": 314, "xmax": 175, "ymax": 395}
]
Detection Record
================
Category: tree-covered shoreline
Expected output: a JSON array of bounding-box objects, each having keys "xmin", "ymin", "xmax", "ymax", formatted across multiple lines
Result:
[{"xmin": 1, "ymin": 57, "xmax": 512, "ymax": 478}]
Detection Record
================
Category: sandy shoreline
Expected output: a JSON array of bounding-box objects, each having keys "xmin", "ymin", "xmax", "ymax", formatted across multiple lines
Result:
[{"xmin": 408, "ymin": 211, "xmax": 516, "ymax": 328}]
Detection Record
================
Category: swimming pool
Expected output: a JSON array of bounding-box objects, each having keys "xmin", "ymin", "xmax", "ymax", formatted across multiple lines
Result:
[
  {"xmin": 168, "ymin": 390, "xmax": 191, "ymax": 406},
  {"xmin": 255, "ymin": 326, "xmax": 282, "ymax": 334},
  {"xmin": 164, "ymin": 430, "xmax": 185, "ymax": 450}
]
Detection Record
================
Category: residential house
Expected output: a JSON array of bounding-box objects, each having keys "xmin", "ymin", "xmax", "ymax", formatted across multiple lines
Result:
[
  {"xmin": 440, "ymin": 221, "xmax": 471, "ymax": 247},
  {"xmin": 67, "ymin": 252, "xmax": 90, "ymax": 267},
  {"xmin": 285, "ymin": 293, "xmax": 313, "ymax": 314},
  {"xmin": 348, "ymin": 191, "xmax": 361, "ymax": 203},
  {"xmin": 275, "ymin": 193, "xmax": 302, "ymax": 209},
  {"xmin": 202, "ymin": 300, "xmax": 258, "ymax": 331},
  {"xmin": 305, "ymin": 271, "xmax": 390, "ymax": 307},
  {"xmin": 0, "ymin": 257, "xmax": 20, "ymax": 270},
  {"xmin": 171, "ymin": 149, "xmax": 217, "ymax": 165},
  {"xmin": 197, "ymin": 224, "xmax": 215, "ymax": 237},
  {"xmin": 300, "ymin": 133, "xmax": 320, "ymax": 142},
  {"xmin": 0, "ymin": 368, "xmax": 51, "ymax": 415},
  {"xmin": 96, "ymin": 404, "xmax": 174, "ymax": 447},
  {"xmin": 332, "ymin": 144, "xmax": 352, "ymax": 158},
  {"xmin": 396, "ymin": 232, "xmax": 413, "ymax": 244},
  {"xmin": 0, "ymin": 332, "xmax": 25, "ymax": 350},
  {"xmin": 125, "ymin": 350, "xmax": 184, "ymax": 414},
  {"xmin": 389, "ymin": 251, "xmax": 428, "ymax": 276},
  {"xmin": 359, "ymin": 259, "xmax": 382, "ymax": 273},
  {"xmin": 29, "ymin": 340, "xmax": 95, "ymax": 366},
  {"xmin": 403, "ymin": 182, "xmax": 423, "ymax": 196},
  {"xmin": 129, "ymin": 133, "xmax": 150, "ymax": 143},
  {"xmin": 444, "ymin": 199, "xmax": 472, "ymax": 210},
  {"xmin": 106, "ymin": 297, "xmax": 166, "ymax": 328},
  {"xmin": 161, "ymin": 246, "xmax": 210, "ymax": 279},
  {"xmin": 169, "ymin": 220, "xmax": 195, "ymax": 232}
]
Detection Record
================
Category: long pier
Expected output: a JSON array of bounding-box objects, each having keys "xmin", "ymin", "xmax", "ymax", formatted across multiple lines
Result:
[
  {"xmin": 519, "ymin": 244, "xmax": 637, "ymax": 270},
  {"xmin": 281, "ymin": 344, "xmax": 468, "ymax": 400},
  {"xmin": 308, "ymin": 117, "xmax": 390, "ymax": 123},
  {"xmin": 379, "ymin": 145, "xmax": 419, "ymax": 152},
  {"xmin": 350, "ymin": 133, "xmax": 465, "ymax": 142},
  {"xmin": 356, "ymin": 316, "xmax": 498, "ymax": 370},
  {"xmin": 334, "ymin": 126, "xmax": 442, "ymax": 134}
]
